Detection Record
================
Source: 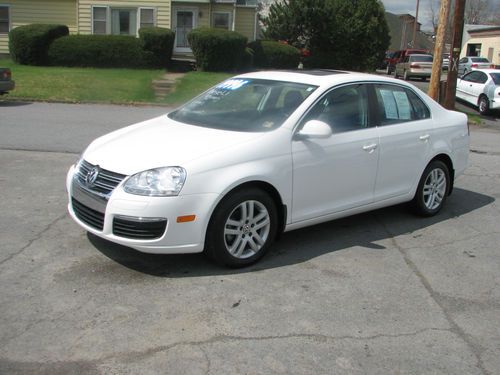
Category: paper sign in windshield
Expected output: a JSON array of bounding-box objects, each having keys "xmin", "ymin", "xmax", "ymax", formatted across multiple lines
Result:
[{"xmin": 217, "ymin": 79, "xmax": 249, "ymax": 91}]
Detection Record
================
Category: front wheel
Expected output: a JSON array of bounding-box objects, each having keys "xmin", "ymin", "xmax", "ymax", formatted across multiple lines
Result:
[
  {"xmin": 478, "ymin": 96, "xmax": 490, "ymax": 115},
  {"xmin": 412, "ymin": 160, "xmax": 450, "ymax": 217},
  {"xmin": 205, "ymin": 188, "xmax": 278, "ymax": 267}
]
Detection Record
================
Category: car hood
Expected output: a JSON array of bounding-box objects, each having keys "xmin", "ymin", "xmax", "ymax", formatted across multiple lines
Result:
[{"xmin": 83, "ymin": 115, "xmax": 265, "ymax": 175}]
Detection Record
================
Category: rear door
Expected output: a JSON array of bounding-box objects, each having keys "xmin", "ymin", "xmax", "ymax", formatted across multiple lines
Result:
[
  {"xmin": 459, "ymin": 71, "xmax": 484, "ymax": 104},
  {"xmin": 371, "ymin": 83, "xmax": 433, "ymax": 201}
]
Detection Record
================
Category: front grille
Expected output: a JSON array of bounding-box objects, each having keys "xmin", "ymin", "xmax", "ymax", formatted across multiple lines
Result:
[
  {"xmin": 113, "ymin": 216, "xmax": 167, "ymax": 240},
  {"xmin": 76, "ymin": 160, "xmax": 126, "ymax": 196},
  {"xmin": 72, "ymin": 198, "xmax": 105, "ymax": 230}
]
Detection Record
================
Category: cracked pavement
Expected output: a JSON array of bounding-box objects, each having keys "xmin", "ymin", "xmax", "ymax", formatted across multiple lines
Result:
[{"xmin": 0, "ymin": 102, "xmax": 499, "ymax": 374}]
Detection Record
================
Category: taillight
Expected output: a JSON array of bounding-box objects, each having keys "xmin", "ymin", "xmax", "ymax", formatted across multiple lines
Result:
[
  {"xmin": 2, "ymin": 69, "xmax": 11, "ymax": 79},
  {"xmin": 471, "ymin": 64, "xmax": 478, "ymax": 68},
  {"xmin": 490, "ymin": 64, "xmax": 495, "ymax": 68},
  {"xmin": 411, "ymin": 63, "xmax": 421, "ymax": 68}
]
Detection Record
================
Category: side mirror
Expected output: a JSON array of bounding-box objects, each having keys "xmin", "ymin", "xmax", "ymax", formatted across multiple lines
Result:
[{"xmin": 295, "ymin": 120, "xmax": 332, "ymax": 140}]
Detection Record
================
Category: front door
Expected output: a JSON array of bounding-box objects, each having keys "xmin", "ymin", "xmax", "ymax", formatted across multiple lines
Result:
[
  {"xmin": 291, "ymin": 84, "xmax": 379, "ymax": 223},
  {"xmin": 173, "ymin": 8, "xmax": 197, "ymax": 53}
]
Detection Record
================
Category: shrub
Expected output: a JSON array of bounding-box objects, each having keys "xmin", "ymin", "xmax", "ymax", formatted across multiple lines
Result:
[
  {"xmin": 187, "ymin": 28, "xmax": 247, "ymax": 72},
  {"xmin": 48, "ymin": 35, "xmax": 147, "ymax": 68},
  {"xmin": 139, "ymin": 27, "xmax": 175, "ymax": 67},
  {"xmin": 9, "ymin": 24, "xmax": 69, "ymax": 65},
  {"xmin": 248, "ymin": 40, "xmax": 301, "ymax": 69}
]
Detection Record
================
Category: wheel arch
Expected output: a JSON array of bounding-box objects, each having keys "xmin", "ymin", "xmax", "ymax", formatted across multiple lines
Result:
[
  {"xmin": 208, "ymin": 180, "xmax": 287, "ymax": 239},
  {"xmin": 429, "ymin": 153, "xmax": 455, "ymax": 195}
]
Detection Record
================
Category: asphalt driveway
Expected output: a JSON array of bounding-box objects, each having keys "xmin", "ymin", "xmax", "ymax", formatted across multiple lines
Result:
[{"xmin": 0, "ymin": 101, "xmax": 499, "ymax": 374}]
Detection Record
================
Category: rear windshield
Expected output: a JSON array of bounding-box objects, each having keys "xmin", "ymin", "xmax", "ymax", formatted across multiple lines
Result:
[
  {"xmin": 471, "ymin": 57, "xmax": 489, "ymax": 63},
  {"xmin": 490, "ymin": 73, "xmax": 500, "ymax": 85},
  {"xmin": 411, "ymin": 55, "xmax": 433, "ymax": 62}
]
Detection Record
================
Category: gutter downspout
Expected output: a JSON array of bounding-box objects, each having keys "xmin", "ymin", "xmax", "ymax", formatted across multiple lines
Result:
[
  {"xmin": 232, "ymin": 3, "xmax": 236, "ymax": 31},
  {"xmin": 253, "ymin": 7, "xmax": 258, "ymax": 41},
  {"xmin": 208, "ymin": 1, "xmax": 212, "ymax": 28}
]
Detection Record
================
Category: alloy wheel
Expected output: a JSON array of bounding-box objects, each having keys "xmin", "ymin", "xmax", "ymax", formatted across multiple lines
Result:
[
  {"xmin": 422, "ymin": 168, "xmax": 447, "ymax": 210},
  {"xmin": 223, "ymin": 200, "xmax": 271, "ymax": 259}
]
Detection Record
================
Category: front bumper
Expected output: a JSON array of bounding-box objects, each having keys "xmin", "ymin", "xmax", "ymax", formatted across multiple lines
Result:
[
  {"xmin": 66, "ymin": 165, "xmax": 218, "ymax": 254},
  {"xmin": 490, "ymin": 99, "xmax": 500, "ymax": 111}
]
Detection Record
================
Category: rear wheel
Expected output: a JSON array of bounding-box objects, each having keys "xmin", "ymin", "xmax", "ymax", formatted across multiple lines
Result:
[
  {"xmin": 478, "ymin": 95, "xmax": 490, "ymax": 115},
  {"xmin": 205, "ymin": 188, "xmax": 278, "ymax": 267},
  {"xmin": 412, "ymin": 160, "xmax": 450, "ymax": 217}
]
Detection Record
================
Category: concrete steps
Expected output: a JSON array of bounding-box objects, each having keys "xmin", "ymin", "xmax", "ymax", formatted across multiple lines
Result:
[{"xmin": 152, "ymin": 73, "xmax": 185, "ymax": 100}]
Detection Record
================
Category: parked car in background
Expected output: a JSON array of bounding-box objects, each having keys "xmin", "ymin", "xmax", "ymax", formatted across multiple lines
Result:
[
  {"xmin": 386, "ymin": 48, "xmax": 429, "ymax": 75},
  {"xmin": 67, "ymin": 70, "xmax": 469, "ymax": 267},
  {"xmin": 456, "ymin": 69, "xmax": 500, "ymax": 115},
  {"xmin": 442, "ymin": 53, "xmax": 450, "ymax": 71},
  {"xmin": 0, "ymin": 68, "xmax": 15, "ymax": 95},
  {"xmin": 395, "ymin": 54, "xmax": 433, "ymax": 81},
  {"xmin": 458, "ymin": 56, "xmax": 494, "ymax": 76}
]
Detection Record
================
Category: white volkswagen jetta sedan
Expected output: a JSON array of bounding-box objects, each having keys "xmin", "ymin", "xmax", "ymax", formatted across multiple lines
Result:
[{"xmin": 67, "ymin": 70, "xmax": 469, "ymax": 267}]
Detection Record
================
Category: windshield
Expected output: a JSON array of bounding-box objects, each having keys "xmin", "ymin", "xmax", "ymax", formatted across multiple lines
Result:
[
  {"xmin": 491, "ymin": 73, "xmax": 500, "ymax": 85},
  {"xmin": 169, "ymin": 79, "xmax": 317, "ymax": 132},
  {"xmin": 471, "ymin": 57, "xmax": 489, "ymax": 63},
  {"xmin": 411, "ymin": 55, "xmax": 433, "ymax": 62}
]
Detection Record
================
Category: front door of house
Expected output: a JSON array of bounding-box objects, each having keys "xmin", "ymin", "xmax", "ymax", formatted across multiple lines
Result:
[{"xmin": 173, "ymin": 8, "xmax": 197, "ymax": 53}]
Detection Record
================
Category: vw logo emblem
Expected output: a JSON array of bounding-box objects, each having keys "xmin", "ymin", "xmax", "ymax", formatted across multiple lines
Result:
[{"xmin": 86, "ymin": 166, "xmax": 100, "ymax": 187}]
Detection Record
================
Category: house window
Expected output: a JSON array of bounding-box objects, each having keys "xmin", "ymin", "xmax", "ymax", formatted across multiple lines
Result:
[
  {"xmin": 92, "ymin": 6, "xmax": 108, "ymax": 35},
  {"xmin": 0, "ymin": 5, "xmax": 10, "ymax": 33},
  {"xmin": 92, "ymin": 7, "xmax": 156, "ymax": 35},
  {"xmin": 212, "ymin": 12, "xmax": 231, "ymax": 30},
  {"xmin": 111, "ymin": 9, "xmax": 136, "ymax": 35},
  {"xmin": 139, "ymin": 8, "xmax": 155, "ymax": 29}
]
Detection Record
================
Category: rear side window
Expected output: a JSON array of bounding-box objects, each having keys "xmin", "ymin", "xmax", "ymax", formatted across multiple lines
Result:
[{"xmin": 374, "ymin": 84, "xmax": 430, "ymax": 125}]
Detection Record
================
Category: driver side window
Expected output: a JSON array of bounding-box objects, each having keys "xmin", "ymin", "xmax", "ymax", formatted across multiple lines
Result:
[{"xmin": 303, "ymin": 84, "xmax": 369, "ymax": 133}]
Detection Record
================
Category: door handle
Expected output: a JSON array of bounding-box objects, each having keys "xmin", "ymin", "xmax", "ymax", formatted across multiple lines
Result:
[
  {"xmin": 362, "ymin": 143, "xmax": 378, "ymax": 152},
  {"xmin": 419, "ymin": 134, "xmax": 430, "ymax": 141}
]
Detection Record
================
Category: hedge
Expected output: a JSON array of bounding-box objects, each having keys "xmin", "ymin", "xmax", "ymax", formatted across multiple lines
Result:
[
  {"xmin": 248, "ymin": 40, "xmax": 301, "ymax": 69},
  {"xmin": 48, "ymin": 35, "xmax": 147, "ymax": 68},
  {"xmin": 139, "ymin": 27, "xmax": 175, "ymax": 67},
  {"xmin": 187, "ymin": 28, "xmax": 247, "ymax": 72},
  {"xmin": 9, "ymin": 24, "xmax": 69, "ymax": 65}
]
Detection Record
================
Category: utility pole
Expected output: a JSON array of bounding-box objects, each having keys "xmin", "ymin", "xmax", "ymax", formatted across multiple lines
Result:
[
  {"xmin": 428, "ymin": 0, "xmax": 451, "ymax": 100},
  {"xmin": 444, "ymin": 0, "xmax": 466, "ymax": 109},
  {"xmin": 412, "ymin": 0, "xmax": 420, "ymax": 48}
]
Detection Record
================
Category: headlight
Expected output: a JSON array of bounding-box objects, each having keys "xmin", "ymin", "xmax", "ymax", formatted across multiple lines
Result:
[{"xmin": 123, "ymin": 167, "xmax": 187, "ymax": 197}]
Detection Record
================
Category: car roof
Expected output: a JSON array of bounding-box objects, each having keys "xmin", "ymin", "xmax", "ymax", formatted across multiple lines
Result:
[{"xmin": 235, "ymin": 70, "xmax": 414, "ymax": 88}]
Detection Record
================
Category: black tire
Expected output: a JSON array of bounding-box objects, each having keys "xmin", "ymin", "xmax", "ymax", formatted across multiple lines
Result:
[
  {"xmin": 478, "ymin": 95, "xmax": 490, "ymax": 115},
  {"xmin": 205, "ymin": 188, "xmax": 278, "ymax": 268},
  {"xmin": 412, "ymin": 160, "xmax": 450, "ymax": 217}
]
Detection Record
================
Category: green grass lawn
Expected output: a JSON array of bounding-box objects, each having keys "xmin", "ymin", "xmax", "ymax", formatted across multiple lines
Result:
[
  {"xmin": 1, "ymin": 59, "xmax": 164, "ymax": 104},
  {"xmin": 161, "ymin": 71, "xmax": 233, "ymax": 106}
]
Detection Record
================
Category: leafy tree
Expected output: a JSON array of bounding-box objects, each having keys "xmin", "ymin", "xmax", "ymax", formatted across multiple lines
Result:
[{"xmin": 262, "ymin": 0, "xmax": 390, "ymax": 70}]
